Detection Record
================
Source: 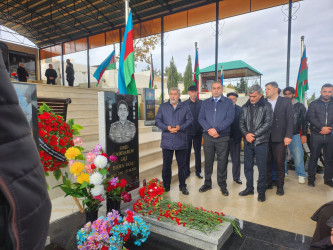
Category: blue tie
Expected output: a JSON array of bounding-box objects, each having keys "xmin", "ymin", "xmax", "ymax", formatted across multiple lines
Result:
[{"xmin": 214, "ymin": 98, "xmax": 218, "ymax": 109}]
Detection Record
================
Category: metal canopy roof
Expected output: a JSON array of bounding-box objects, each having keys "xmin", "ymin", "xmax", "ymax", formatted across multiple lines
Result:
[
  {"xmin": 0, "ymin": 0, "xmax": 300, "ymax": 49},
  {"xmin": 201, "ymin": 60, "xmax": 262, "ymax": 81}
]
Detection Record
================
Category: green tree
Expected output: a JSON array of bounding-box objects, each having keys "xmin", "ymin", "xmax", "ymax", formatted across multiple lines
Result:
[
  {"xmin": 178, "ymin": 72, "xmax": 183, "ymax": 82},
  {"xmin": 134, "ymin": 35, "xmax": 161, "ymax": 64},
  {"xmin": 308, "ymin": 92, "xmax": 316, "ymax": 103},
  {"xmin": 183, "ymin": 55, "xmax": 193, "ymax": 93},
  {"xmin": 167, "ymin": 57, "xmax": 179, "ymax": 90},
  {"xmin": 226, "ymin": 83, "xmax": 234, "ymax": 89},
  {"xmin": 235, "ymin": 77, "xmax": 248, "ymax": 94}
]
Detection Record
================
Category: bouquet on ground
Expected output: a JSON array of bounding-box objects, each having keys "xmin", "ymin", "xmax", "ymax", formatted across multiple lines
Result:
[
  {"xmin": 38, "ymin": 103, "xmax": 83, "ymax": 181},
  {"xmin": 105, "ymin": 176, "xmax": 132, "ymax": 203},
  {"xmin": 56, "ymin": 143, "xmax": 117, "ymax": 211},
  {"xmin": 133, "ymin": 178, "xmax": 241, "ymax": 236},
  {"xmin": 77, "ymin": 209, "xmax": 151, "ymax": 250}
]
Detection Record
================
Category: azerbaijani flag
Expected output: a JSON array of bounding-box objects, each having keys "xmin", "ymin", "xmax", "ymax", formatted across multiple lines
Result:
[
  {"xmin": 220, "ymin": 65, "xmax": 224, "ymax": 87},
  {"xmin": 295, "ymin": 47, "xmax": 308, "ymax": 103},
  {"xmin": 118, "ymin": 11, "xmax": 137, "ymax": 95},
  {"xmin": 93, "ymin": 50, "xmax": 116, "ymax": 86},
  {"xmin": 149, "ymin": 56, "xmax": 154, "ymax": 88},
  {"xmin": 193, "ymin": 48, "xmax": 200, "ymax": 98}
]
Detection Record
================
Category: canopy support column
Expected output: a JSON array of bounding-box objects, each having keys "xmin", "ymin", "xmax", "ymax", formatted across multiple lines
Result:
[
  {"xmin": 161, "ymin": 16, "xmax": 164, "ymax": 103},
  {"xmin": 87, "ymin": 37, "xmax": 90, "ymax": 88},
  {"xmin": 286, "ymin": 0, "xmax": 292, "ymax": 87},
  {"xmin": 214, "ymin": 0, "xmax": 219, "ymax": 81},
  {"xmin": 61, "ymin": 42, "xmax": 64, "ymax": 86}
]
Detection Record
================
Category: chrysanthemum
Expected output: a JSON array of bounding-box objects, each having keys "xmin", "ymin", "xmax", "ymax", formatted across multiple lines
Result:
[
  {"xmin": 89, "ymin": 172, "xmax": 104, "ymax": 185},
  {"xmin": 93, "ymin": 155, "xmax": 108, "ymax": 169},
  {"xmin": 77, "ymin": 173, "xmax": 90, "ymax": 184},
  {"xmin": 70, "ymin": 162, "xmax": 85, "ymax": 175},
  {"xmin": 65, "ymin": 147, "xmax": 81, "ymax": 160},
  {"xmin": 91, "ymin": 184, "xmax": 104, "ymax": 196}
]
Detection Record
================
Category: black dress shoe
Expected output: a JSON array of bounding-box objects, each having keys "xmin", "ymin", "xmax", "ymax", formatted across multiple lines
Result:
[
  {"xmin": 258, "ymin": 193, "xmax": 266, "ymax": 202},
  {"xmin": 239, "ymin": 189, "xmax": 254, "ymax": 196},
  {"xmin": 276, "ymin": 187, "xmax": 284, "ymax": 196},
  {"xmin": 308, "ymin": 181, "xmax": 315, "ymax": 187},
  {"xmin": 221, "ymin": 188, "xmax": 229, "ymax": 196},
  {"xmin": 324, "ymin": 180, "xmax": 333, "ymax": 187},
  {"xmin": 199, "ymin": 185, "xmax": 212, "ymax": 193},
  {"xmin": 234, "ymin": 179, "xmax": 242, "ymax": 185},
  {"xmin": 196, "ymin": 173, "xmax": 203, "ymax": 179},
  {"xmin": 164, "ymin": 187, "xmax": 170, "ymax": 192},
  {"xmin": 266, "ymin": 183, "xmax": 273, "ymax": 190},
  {"xmin": 179, "ymin": 187, "xmax": 189, "ymax": 195}
]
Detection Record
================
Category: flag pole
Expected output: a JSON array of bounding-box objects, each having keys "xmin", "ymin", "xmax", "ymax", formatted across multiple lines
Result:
[
  {"xmin": 300, "ymin": 36, "xmax": 307, "ymax": 106},
  {"xmin": 113, "ymin": 41, "xmax": 117, "ymax": 93},
  {"xmin": 124, "ymin": 0, "xmax": 130, "ymax": 24}
]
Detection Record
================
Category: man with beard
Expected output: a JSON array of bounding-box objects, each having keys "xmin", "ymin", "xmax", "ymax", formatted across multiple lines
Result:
[
  {"xmin": 155, "ymin": 87, "xmax": 193, "ymax": 195},
  {"xmin": 283, "ymin": 87, "xmax": 307, "ymax": 184},
  {"xmin": 307, "ymin": 83, "xmax": 333, "ymax": 187}
]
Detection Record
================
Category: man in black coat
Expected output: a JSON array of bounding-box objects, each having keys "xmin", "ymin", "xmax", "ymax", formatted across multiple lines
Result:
[
  {"xmin": 183, "ymin": 85, "xmax": 203, "ymax": 179},
  {"xmin": 307, "ymin": 83, "xmax": 333, "ymax": 187},
  {"xmin": 17, "ymin": 63, "xmax": 29, "ymax": 82},
  {"xmin": 265, "ymin": 82, "xmax": 294, "ymax": 195},
  {"xmin": 0, "ymin": 53, "xmax": 51, "ymax": 249},
  {"xmin": 227, "ymin": 92, "xmax": 243, "ymax": 184},
  {"xmin": 239, "ymin": 85, "xmax": 273, "ymax": 202},
  {"xmin": 65, "ymin": 59, "xmax": 75, "ymax": 87},
  {"xmin": 45, "ymin": 63, "xmax": 58, "ymax": 85}
]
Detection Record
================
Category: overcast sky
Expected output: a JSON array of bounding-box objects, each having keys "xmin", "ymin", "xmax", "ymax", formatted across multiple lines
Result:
[{"xmin": 142, "ymin": 0, "xmax": 333, "ymax": 98}]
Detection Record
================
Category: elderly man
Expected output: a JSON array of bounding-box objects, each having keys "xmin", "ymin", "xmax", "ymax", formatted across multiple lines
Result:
[
  {"xmin": 198, "ymin": 81, "xmax": 235, "ymax": 196},
  {"xmin": 227, "ymin": 92, "xmax": 243, "ymax": 185},
  {"xmin": 239, "ymin": 85, "xmax": 273, "ymax": 202},
  {"xmin": 45, "ymin": 64, "xmax": 58, "ymax": 85},
  {"xmin": 155, "ymin": 87, "xmax": 193, "ymax": 195},
  {"xmin": 307, "ymin": 83, "xmax": 333, "ymax": 187},
  {"xmin": 17, "ymin": 63, "xmax": 29, "ymax": 82},
  {"xmin": 265, "ymin": 82, "xmax": 293, "ymax": 195},
  {"xmin": 183, "ymin": 85, "xmax": 203, "ymax": 179}
]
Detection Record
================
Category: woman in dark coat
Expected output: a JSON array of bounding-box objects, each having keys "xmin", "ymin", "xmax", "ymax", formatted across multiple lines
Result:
[{"xmin": 0, "ymin": 53, "xmax": 51, "ymax": 249}]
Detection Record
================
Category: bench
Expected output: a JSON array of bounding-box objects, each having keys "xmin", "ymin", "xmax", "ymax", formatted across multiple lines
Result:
[{"xmin": 37, "ymin": 97, "xmax": 72, "ymax": 121}]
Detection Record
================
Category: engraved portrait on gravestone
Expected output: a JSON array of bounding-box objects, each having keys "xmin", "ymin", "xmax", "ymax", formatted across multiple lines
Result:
[{"xmin": 109, "ymin": 100, "xmax": 136, "ymax": 144}]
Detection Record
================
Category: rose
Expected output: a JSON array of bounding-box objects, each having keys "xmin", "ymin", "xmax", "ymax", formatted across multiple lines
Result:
[
  {"xmin": 121, "ymin": 191, "xmax": 132, "ymax": 203},
  {"xmin": 139, "ymin": 187, "xmax": 145, "ymax": 198},
  {"xmin": 119, "ymin": 179, "xmax": 127, "ymax": 189}
]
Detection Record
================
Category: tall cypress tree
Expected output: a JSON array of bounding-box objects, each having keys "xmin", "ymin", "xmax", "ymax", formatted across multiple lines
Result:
[
  {"xmin": 167, "ymin": 57, "xmax": 179, "ymax": 90},
  {"xmin": 183, "ymin": 55, "xmax": 193, "ymax": 93}
]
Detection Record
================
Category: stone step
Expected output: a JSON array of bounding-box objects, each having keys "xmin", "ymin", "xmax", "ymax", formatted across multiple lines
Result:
[
  {"xmin": 139, "ymin": 138, "xmax": 161, "ymax": 152},
  {"xmin": 73, "ymin": 117, "xmax": 99, "ymax": 126},
  {"xmin": 67, "ymin": 110, "xmax": 98, "ymax": 118},
  {"xmin": 37, "ymin": 84, "xmax": 100, "ymax": 94},
  {"xmin": 37, "ymin": 91, "xmax": 98, "ymax": 99},
  {"xmin": 68, "ymin": 103, "xmax": 98, "ymax": 111},
  {"xmin": 138, "ymin": 125, "xmax": 153, "ymax": 134},
  {"xmin": 80, "ymin": 132, "xmax": 99, "ymax": 142},
  {"xmin": 139, "ymin": 147, "xmax": 162, "ymax": 166},
  {"xmin": 79, "ymin": 125, "xmax": 99, "ymax": 134}
]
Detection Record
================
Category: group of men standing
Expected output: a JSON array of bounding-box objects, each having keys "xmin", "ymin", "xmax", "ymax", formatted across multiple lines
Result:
[{"xmin": 156, "ymin": 81, "xmax": 333, "ymax": 201}]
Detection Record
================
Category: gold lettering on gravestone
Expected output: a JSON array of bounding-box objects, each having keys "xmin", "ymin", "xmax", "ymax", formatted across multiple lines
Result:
[{"xmin": 112, "ymin": 144, "xmax": 137, "ymax": 177}]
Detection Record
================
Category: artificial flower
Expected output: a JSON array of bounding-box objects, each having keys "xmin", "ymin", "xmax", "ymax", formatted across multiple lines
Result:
[
  {"xmin": 70, "ymin": 162, "xmax": 84, "ymax": 175},
  {"xmin": 84, "ymin": 164, "xmax": 94, "ymax": 174},
  {"xmin": 73, "ymin": 137, "xmax": 83, "ymax": 146},
  {"xmin": 65, "ymin": 147, "xmax": 81, "ymax": 160},
  {"xmin": 91, "ymin": 185, "xmax": 104, "ymax": 196},
  {"xmin": 109, "ymin": 155, "xmax": 117, "ymax": 162},
  {"xmin": 119, "ymin": 179, "xmax": 127, "ymax": 188},
  {"xmin": 93, "ymin": 155, "xmax": 108, "ymax": 169},
  {"xmin": 121, "ymin": 191, "xmax": 132, "ymax": 203},
  {"xmin": 89, "ymin": 172, "xmax": 104, "ymax": 186},
  {"xmin": 77, "ymin": 173, "xmax": 90, "ymax": 184},
  {"xmin": 85, "ymin": 152, "xmax": 96, "ymax": 164}
]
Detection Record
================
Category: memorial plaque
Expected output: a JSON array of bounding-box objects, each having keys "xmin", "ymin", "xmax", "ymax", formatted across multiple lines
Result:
[
  {"xmin": 143, "ymin": 88, "xmax": 155, "ymax": 126},
  {"xmin": 98, "ymin": 92, "xmax": 139, "ymax": 191},
  {"xmin": 13, "ymin": 82, "xmax": 38, "ymax": 146}
]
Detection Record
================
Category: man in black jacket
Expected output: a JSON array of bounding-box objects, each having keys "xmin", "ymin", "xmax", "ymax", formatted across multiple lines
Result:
[
  {"xmin": 265, "ymin": 82, "xmax": 294, "ymax": 195},
  {"xmin": 307, "ymin": 83, "xmax": 333, "ymax": 187},
  {"xmin": 45, "ymin": 63, "xmax": 58, "ymax": 85},
  {"xmin": 239, "ymin": 85, "xmax": 273, "ymax": 202},
  {"xmin": 227, "ymin": 92, "xmax": 243, "ymax": 185},
  {"xmin": 183, "ymin": 85, "xmax": 203, "ymax": 179},
  {"xmin": 283, "ymin": 87, "xmax": 307, "ymax": 184},
  {"xmin": 0, "ymin": 53, "xmax": 51, "ymax": 249},
  {"xmin": 65, "ymin": 59, "xmax": 75, "ymax": 87},
  {"xmin": 17, "ymin": 63, "xmax": 29, "ymax": 82}
]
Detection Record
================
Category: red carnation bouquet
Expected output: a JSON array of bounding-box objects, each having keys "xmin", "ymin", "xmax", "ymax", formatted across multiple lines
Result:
[
  {"xmin": 38, "ymin": 103, "xmax": 83, "ymax": 181},
  {"xmin": 105, "ymin": 176, "xmax": 132, "ymax": 203}
]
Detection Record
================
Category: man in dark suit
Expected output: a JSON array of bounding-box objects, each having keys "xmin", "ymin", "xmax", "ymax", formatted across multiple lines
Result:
[
  {"xmin": 265, "ymin": 81, "xmax": 294, "ymax": 195},
  {"xmin": 183, "ymin": 85, "xmax": 203, "ymax": 179},
  {"xmin": 227, "ymin": 92, "xmax": 243, "ymax": 184}
]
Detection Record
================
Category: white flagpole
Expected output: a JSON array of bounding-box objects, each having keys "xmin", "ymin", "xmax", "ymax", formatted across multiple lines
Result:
[{"xmin": 113, "ymin": 42, "xmax": 117, "ymax": 93}]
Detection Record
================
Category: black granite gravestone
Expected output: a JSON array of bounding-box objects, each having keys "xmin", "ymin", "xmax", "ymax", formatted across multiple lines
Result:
[{"xmin": 143, "ymin": 88, "xmax": 155, "ymax": 126}]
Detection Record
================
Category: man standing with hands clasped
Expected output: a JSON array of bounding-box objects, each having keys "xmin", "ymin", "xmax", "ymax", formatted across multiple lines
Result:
[
  {"xmin": 155, "ymin": 87, "xmax": 193, "ymax": 195},
  {"xmin": 265, "ymin": 82, "xmax": 293, "ymax": 196},
  {"xmin": 307, "ymin": 83, "xmax": 333, "ymax": 187},
  {"xmin": 198, "ymin": 81, "xmax": 235, "ymax": 196}
]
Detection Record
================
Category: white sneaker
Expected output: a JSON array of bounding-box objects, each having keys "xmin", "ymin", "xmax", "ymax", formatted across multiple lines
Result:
[
  {"xmin": 285, "ymin": 173, "xmax": 288, "ymax": 179},
  {"xmin": 298, "ymin": 176, "xmax": 306, "ymax": 184}
]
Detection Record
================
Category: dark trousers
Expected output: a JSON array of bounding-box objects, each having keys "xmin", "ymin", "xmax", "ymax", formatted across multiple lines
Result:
[
  {"xmin": 244, "ymin": 142, "xmax": 268, "ymax": 194},
  {"xmin": 308, "ymin": 134, "xmax": 333, "ymax": 182},
  {"xmin": 267, "ymin": 141, "xmax": 286, "ymax": 188},
  {"xmin": 185, "ymin": 134, "xmax": 202, "ymax": 175},
  {"xmin": 228, "ymin": 137, "xmax": 241, "ymax": 180},
  {"xmin": 47, "ymin": 79, "xmax": 56, "ymax": 85},
  {"xmin": 203, "ymin": 133, "xmax": 229, "ymax": 189},
  {"xmin": 67, "ymin": 78, "xmax": 74, "ymax": 87},
  {"xmin": 162, "ymin": 148, "xmax": 187, "ymax": 189}
]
